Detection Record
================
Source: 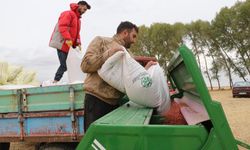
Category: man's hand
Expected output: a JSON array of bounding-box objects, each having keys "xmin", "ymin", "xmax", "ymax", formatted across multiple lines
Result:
[
  {"xmin": 77, "ymin": 44, "xmax": 82, "ymax": 51},
  {"xmin": 145, "ymin": 61, "xmax": 157, "ymax": 70},
  {"xmin": 109, "ymin": 45, "xmax": 124, "ymax": 56},
  {"xmin": 65, "ymin": 40, "xmax": 73, "ymax": 47}
]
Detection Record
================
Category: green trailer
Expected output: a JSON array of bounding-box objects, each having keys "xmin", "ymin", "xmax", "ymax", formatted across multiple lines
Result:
[
  {"xmin": 77, "ymin": 45, "xmax": 250, "ymax": 150},
  {"xmin": 0, "ymin": 83, "xmax": 85, "ymax": 149}
]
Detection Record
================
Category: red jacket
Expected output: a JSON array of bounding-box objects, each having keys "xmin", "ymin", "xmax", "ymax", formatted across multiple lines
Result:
[{"xmin": 49, "ymin": 3, "xmax": 81, "ymax": 52}]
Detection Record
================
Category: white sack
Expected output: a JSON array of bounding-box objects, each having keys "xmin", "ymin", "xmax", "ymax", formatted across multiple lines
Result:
[
  {"xmin": 123, "ymin": 54, "xmax": 171, "ymax": 113},
  {"xmin": 147, "ymin": 65, "xmax": 171, "ymax": 113},
  {"xmin": 66, "ymin": 47, "xmax": 86, "ymax": 83},
  {"xmin": 98, "ymin": 48, "xmax": 171, "ymax": 113},
  {"xmin": 98, "ymin": 51, "xmax": 125, "ymax": 93}
]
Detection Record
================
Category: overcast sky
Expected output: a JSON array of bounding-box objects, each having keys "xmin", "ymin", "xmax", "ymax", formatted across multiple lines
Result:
[{"xmin": 0, "ymin": 0, "xmax": 243, "ymax": 85}]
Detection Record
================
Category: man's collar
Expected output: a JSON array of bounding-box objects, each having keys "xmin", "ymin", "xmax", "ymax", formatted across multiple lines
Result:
[{"xmin": 113, "ymin": 35, "xmax": 125, "ymax": 46}]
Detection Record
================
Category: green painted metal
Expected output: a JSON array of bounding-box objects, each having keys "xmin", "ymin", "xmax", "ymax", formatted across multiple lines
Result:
[
  {"xmin": 177, "ymin": 45, "xmax": 237, "ymax": 149},
  {"xmin": 77, "ymin": 45, "xmax": 244, "ymax": 150},
  {"xmin": 0, "ymin": 83, "xmax": 84, "ymax": 113},
  {"xmin": 77, "ymin": 102, "xmax": 208, "ymax": 150},
  {"xmin": 23, "ymin": 83, "xmax": 84, "ymax": 112},
  {"xmin": 200, "ymin": 128, "xmax": 224, "ymax": 149},
  {"xmin": 96, "ymin": 102, "xmax": 153, "ymax": 125},
  {"xmin": 235, "ymin": 139, "xmax": 250, "ymax": 149},
  {"xmin": 80, "ymin": 125, "xmax": 208, "ymax": 150},
  {"xmin": 0, "ymin": 89, "xmax": 20, "ymax": 113},
  {"xmin": 0, "ymin": 83, "xmax": 85, "ymax": 142}
]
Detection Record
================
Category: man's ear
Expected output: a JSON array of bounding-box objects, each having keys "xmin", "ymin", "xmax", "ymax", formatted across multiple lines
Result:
[{"xmin": 122, "ymin": 29, "xmax": 129, "ymax": 36}]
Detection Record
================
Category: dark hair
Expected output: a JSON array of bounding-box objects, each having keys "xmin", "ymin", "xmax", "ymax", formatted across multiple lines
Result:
[
  {"xmin": 116, "ymin": 21, "xmax": 139, "ymax": 34},
  {"xmin": 78, "ymin": 1, "xmax": 91, "ymax": 9}
]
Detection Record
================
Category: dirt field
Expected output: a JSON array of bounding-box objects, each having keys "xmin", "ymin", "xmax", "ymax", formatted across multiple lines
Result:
[{"xmin": 9, "ymin": 89, "xmax": 250, "ymax": 150}]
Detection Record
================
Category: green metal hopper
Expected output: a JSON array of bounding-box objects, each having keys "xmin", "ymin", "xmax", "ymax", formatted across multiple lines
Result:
[{"xmin": 77, "ymin": 45, "xmax": 249, "ymax": 150}]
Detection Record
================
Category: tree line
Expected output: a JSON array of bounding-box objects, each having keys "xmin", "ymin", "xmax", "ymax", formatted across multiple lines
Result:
[{"xmin": 130, "ymin": 0, "xmax": 250, "ymax": 90}]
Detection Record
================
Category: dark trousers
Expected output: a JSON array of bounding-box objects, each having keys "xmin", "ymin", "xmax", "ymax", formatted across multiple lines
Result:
[
  {"xmin": 84, "ymin": 94, "xmax": 118, "ymax": 132},
  {"xmin": 54, "ymin": 49, "xmax": 68, "ymax": 81}
]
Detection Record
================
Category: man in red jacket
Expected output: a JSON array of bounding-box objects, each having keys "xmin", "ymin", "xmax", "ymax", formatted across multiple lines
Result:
[{"xmin": 49, "ymin": 1, "xmax": 91, "ymax": 83}]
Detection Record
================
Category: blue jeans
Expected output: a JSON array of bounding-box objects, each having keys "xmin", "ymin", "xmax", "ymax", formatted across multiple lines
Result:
[{"xmin": 54, "ymin": 49, "xmax": 68, "ymax": 81}]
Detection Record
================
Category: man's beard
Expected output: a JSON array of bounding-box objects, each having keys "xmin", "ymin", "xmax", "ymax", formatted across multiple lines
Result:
[
  {"xmin": 124, "ymin": 42, "xmax": 131, "ymax": 49},
  {"xmin": 78, "ymin": 9, "xmax": 84, "ymax": 15},
  {"xmin": 124, "ymin": 37, "xmax": 132, "ymax": 48}
]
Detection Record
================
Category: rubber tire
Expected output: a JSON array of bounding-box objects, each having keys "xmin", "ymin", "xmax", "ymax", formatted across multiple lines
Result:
[
  {"xmin": 39, "ymin": 143, "xmax": 77, "ymax": 150},
  {"xmin": 0, "ymin": 143, "xmax": 10, "ymax": 150}
]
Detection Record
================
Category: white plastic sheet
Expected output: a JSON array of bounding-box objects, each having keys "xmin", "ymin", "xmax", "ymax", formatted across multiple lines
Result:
[
  {"xmin": 66, "ymin": 47, "xmax": 86, "ymax": 83},
  {"xmin": 0, "ymin": 84, "xmax": 36, "ymax": 90},
  {"xmin": 0, "ymin": 61, "xmax": 39, "ymax": 86},
  {"xmin": 0, "ymin": 61, "xmax": 8, "ymax": 84},
  {"xmin": 7, "ymin": 65, "xmax": 23, "ymax": 82}
]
